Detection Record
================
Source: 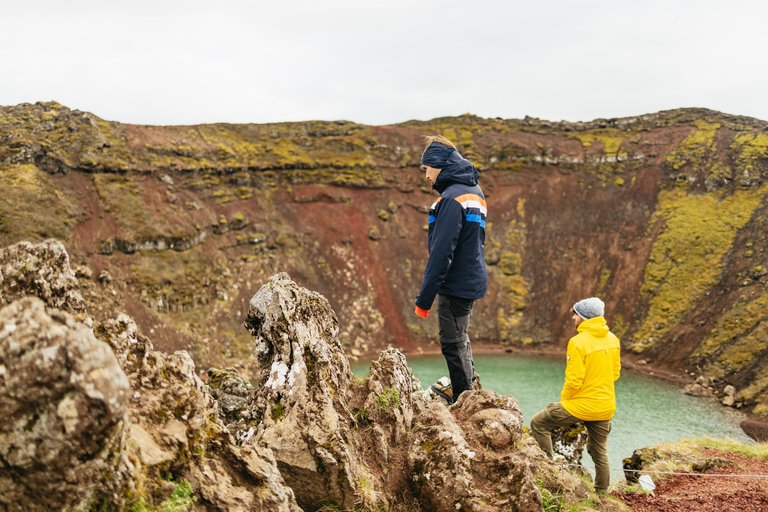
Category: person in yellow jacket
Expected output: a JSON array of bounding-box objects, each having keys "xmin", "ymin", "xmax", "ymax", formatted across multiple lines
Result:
[{"xmin": 530, "ymin": 297, "xmax": 621, "ymax": 494}]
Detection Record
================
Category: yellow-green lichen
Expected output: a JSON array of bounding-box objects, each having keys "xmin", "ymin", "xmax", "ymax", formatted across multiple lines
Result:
[
  {"xmin": 694, "ymin": 292, "xmax": 768, "ymax": 362},
  {"xmin": 664, "ymin": 119, "xmax": 721, "ymax": 171},
  {"xmin": 632, "ymin": 187, "xmax": 764, "ymax": 352},
  {"xmin": 570, "ymin": 129, "xmax": 627, "ymax": 156},
  {"xmin": 731, "ymin": 132, "xmax": 768, "ymax": 177},
  {"xmin": 0, "ymin": 164, "xmax": 81, "ymax": 245}
]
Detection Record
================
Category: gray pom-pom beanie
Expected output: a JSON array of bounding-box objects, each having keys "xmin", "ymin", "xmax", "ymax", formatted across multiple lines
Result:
[{"xmin": 573, "ymin": 297, "xmax": 605, "ymax": 320}]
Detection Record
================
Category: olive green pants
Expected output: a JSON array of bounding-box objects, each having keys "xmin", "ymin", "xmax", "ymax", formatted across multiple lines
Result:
[{"xmin": 530, "ymin": 402, "xmax": 612, "ymax": 493}]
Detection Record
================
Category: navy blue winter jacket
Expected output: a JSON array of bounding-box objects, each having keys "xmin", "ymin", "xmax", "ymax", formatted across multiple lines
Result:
[{"xmin": 415, "ymin": 150, "xmax": 487, "ymax": 311}]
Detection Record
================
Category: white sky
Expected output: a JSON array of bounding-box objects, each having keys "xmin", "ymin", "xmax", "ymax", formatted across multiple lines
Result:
[{"xmin": 3, "ymin": 0, "xmax": 768, "ymax": 126}]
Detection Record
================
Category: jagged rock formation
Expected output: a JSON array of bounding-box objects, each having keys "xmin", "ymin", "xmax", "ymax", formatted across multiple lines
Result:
[
  {"xmin": 0, "ymin": 239, "xmax": 621, "ymax": 511},
  {"xmin": 0, "ymin": 241, "xmax": 299, "ymax": 511},
  {"xmin": 238, "ymin": 272, "xmax": 365, "ymax": 510}
]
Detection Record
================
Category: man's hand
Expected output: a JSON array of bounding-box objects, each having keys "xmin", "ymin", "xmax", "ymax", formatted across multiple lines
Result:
[{"xmin": 415, "ymin": 305, "xmax": 430, "ymax": 318}]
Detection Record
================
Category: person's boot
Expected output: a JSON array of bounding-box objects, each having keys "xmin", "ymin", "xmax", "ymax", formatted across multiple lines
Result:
[
  {"xmin": 430, "ymin": 382, "xmax": 454, "ymax": 404},
  {"xmin": 472, "ymin": 373, "xmax": 481, "ymax": 390}
]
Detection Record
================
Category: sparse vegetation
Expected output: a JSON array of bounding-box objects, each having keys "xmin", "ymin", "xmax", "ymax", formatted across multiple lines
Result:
[
  {"xmin": 126, "ymin": 479, "xmax": 196, "ymax": 512},
  {"xmin": 376, "ymin": 387, "xmax": 400, "ymax": 414}
]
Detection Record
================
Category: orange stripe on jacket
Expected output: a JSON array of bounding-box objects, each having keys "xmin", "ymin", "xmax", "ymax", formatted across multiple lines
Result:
[{"xmin": 453, "ymin": 194, "xmax": 487, "ymax": 208}]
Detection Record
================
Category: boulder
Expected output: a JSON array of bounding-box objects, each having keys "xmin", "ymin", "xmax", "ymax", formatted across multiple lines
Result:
[
  {"xmin": 207, "ymin": 367, "xmax": 254, "ymax": 420},
  {"xmin": 684, "ymin": 383, "xmax": 705, "ymax": 396},
  {"xmin": 0, "ymin": 297, "xmax": 129, "ymax": 511},
  {"xmin": 408, "ymin": 388, "xmax": 578, "ymax": 511},
  {"xmin": 451, "ymin": 388, "xmax": 524, "ymax": 449},
  {"xmin": 0, "ymin": 239, "xmax": 86, "ymax": 315}
]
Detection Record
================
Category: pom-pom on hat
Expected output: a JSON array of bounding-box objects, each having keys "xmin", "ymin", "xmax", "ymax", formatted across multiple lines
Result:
[{"xmin": 573, "ymin": 297, "xmax": 605, "ymax": 320}]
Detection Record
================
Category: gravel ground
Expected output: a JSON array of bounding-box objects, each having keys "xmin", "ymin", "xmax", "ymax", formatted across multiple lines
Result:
[{"xmin": 614, "ymin": 447, "xmax": 768, "ymax": 511}]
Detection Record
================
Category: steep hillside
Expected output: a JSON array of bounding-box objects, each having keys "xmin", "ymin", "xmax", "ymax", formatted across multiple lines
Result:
[{"xmin": 2, "ymin": 101, "xmax": 768, "ymax": 415}]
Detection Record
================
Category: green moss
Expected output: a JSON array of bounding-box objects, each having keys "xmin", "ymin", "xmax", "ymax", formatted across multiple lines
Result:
[
  {"xmin": 611, "ymin": 314, "xmax": 628, "ymax": 340},
  {"xmin": 408, "ymin": 324, "xmax": 422, "ymax": 336},
  {"xmin": 352, "ymin": 408, "xmax": 371, "ymax": 426},
  {"xmin": 598, "ymin": 268, "xmax": 611, "ymax": 293},
  {"xmin": 376, "ymin": 387, "xmax": 400, "ymax": 414},
  {"xmin": 498, "ymin": 252, "xmax": 521, "ymax": 276},
  {"xmin": 92, "ymin": 173, "xmax": 187, "ymax": 241},
  {"xmin": 632, "ymin": 187, "xmax": 765, "ymax": 352},
  {"xmin": 127, "ymin": 479, "xmax": 196, "ymax": 512},
  {"xmin": 694, "ymin": 293, "xmax": 768, "ymax": 362},
  {"xmin": 130, "ymin": 247, "xmax": 229, "ymax": 308},
  {"xmin": 271, "ymin": 402, "xmax": 284, "ymax": 421}
]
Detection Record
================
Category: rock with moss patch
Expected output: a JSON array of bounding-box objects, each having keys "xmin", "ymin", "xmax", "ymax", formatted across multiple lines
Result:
[
  {"xmin": 95, "ymin": 309, "xmax": 300, "ymax": 511},
  {"xmin": 361, "ymin": 347, "xmax": 423, "ymax": 466}
]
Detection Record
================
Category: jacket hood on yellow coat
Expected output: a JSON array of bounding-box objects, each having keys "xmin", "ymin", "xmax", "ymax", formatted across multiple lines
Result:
[{"xmin": 576, "ymin": 316, "xmax": 610, "ymax": 338}]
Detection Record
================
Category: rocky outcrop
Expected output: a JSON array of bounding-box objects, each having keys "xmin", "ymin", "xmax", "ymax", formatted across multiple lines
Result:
[
  {"xmin": 238, "ymin": 272, "xmax": 368, "ymax": 511},
  {"xmin": 622, "ymin": 444, "xmax": 736, "ymax": 485},
  {"xmin": 0, "ymin": 239, "xmax": 85, "ymax": 315},
  {"xmin": 0, "ymin": 298, "xmax": 129, "ymax": 511},
  {"xmin": 408, "ymin": 389, "xmax": 577, "ymax": 512},
  {"xmin": 94, "ymin": 306, "xmax": 300, "ymax": 512},
  {"xmin": 0, "ymin": 241, "xmax": 613, "ymax": 511},
  {"xmin": 233, "ymin": 273, "xmax": 600, "ymax": 511},
  {"xmin": 0, "ymin": 241, "xmax": 300, "ymax": 512}
]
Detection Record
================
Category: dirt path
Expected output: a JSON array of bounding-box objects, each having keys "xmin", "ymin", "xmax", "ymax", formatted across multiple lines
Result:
[{"xmin": 614, "ymin": 447, "xmax": 768, "ymax": 511}]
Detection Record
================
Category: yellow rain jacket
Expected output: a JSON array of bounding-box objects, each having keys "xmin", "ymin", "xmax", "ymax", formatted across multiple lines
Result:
[{"xmin": 560, "ymin": 316, "xmax": 621, "ymax": 421}]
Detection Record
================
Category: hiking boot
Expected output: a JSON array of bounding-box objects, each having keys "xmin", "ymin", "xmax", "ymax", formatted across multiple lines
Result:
[{"xmin": 430, "ymin": 382, "xmax": 454, "ymax": 404}]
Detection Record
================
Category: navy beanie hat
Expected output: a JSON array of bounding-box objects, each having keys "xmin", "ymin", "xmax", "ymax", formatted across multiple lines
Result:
[
  {"xmin": 573, "ymin": 297, "xmax": 605, "ymax": 320},
  {"xmin": 422, "ymin": 143, "xmax": 457, "ymax": 169}
]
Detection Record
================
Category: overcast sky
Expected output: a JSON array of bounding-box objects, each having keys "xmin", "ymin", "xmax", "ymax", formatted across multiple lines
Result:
[{"xmin": 3, "ymin": 1, "xmax": 767, "ymax": 126}]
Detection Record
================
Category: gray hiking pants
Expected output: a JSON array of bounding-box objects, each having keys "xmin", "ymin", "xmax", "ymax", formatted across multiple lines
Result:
[{"xmin": 437, "ymin": 294, "xmax": 475, "ymax": 400}]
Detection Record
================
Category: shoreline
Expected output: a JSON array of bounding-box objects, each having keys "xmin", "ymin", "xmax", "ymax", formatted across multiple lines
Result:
[{"xmin": 370, "ymin": 341, "xmax": 768, "ymax": 441}]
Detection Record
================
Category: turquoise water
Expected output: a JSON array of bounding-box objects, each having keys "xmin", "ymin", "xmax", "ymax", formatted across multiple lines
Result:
[{"xmin": 351, "ymin": 353, "xmax": 752, "ymax": 480}]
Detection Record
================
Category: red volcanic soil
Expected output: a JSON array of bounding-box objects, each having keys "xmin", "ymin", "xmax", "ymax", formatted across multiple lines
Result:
[{"xmin": 614, "ymin": 447, "xmax": 768, "ymax": 512}]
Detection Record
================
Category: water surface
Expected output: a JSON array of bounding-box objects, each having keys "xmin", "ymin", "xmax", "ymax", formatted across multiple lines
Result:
[{"xmin": 351, "ymin": 353, "xmax": 751, "ymax": 480}]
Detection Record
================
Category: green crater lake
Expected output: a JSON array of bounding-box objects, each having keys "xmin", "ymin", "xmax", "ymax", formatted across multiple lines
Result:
[{"xmin": 351, "ymin": 353, "xmax": 752, "ymax": 480}]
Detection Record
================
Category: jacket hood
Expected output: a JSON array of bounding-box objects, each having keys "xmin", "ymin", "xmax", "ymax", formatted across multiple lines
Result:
[
  {"xmin": 432, "ymin": 151, "xmax": 479, "ymax": 193},
  {"xmin": 577, "ymin": 316, "xmax": 609, "ymax": 338}
]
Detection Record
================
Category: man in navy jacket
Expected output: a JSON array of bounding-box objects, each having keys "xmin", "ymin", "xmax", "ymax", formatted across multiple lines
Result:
[{"xmin": 415, "ymin": 135, "xmax": 487, "ymax": 404}]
